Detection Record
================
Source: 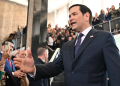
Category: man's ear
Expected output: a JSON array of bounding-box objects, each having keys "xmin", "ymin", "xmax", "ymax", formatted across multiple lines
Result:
[
  {"xmin": 84, "ymin": 12, "xmax": 90, "ymax": 22},
  {"xmin": 43, "ymin": 52, "xmax": 46, "ymax": 56}
]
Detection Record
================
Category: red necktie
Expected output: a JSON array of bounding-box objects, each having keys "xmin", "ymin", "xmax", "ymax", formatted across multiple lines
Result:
[{"xmin": 8, "ymin": 58, "xmax": 12, "ymax": 69}]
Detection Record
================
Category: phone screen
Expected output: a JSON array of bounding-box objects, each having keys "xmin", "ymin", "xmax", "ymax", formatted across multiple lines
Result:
[{"xmin": 4, "ymin": 41, "xmax": 11, "ymax": 51}]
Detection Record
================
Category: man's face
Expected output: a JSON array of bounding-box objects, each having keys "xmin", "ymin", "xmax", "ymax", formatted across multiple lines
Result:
[
  {"xmin": 68, "ymin": 37, "xmax": 72, "ymax": 41},
  {"xmin": 69, "ymin": 6, "xmax": 87, "ymax": 32},
  {"xmin": 19, "ymin": 51, "xmax": 27, "ymax": 58}
]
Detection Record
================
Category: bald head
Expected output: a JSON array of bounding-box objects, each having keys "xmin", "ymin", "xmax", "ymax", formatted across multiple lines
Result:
[{"xmin": 19, "ymin": 50, "xmax": 27, "ymax": 58}]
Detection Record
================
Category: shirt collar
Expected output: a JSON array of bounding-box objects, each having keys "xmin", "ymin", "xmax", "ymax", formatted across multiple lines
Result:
[{"xmin": 77, "ymin": 26, "xmax": 92, "ymax": 37}]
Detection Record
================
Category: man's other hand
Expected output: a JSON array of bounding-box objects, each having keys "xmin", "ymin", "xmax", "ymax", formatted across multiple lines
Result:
[
  {"xmin": 2, "ymin": 49, "xmax": 10, "ymax": 61},
  {"xmin": 14, "ymin": 70, "xmax": 25, "ymax": 78}
]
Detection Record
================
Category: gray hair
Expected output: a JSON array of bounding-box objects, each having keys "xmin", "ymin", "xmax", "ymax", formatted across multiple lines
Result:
[{"xmin": 37, "ymin": 47, "xmax": 48, "ymax": 56}]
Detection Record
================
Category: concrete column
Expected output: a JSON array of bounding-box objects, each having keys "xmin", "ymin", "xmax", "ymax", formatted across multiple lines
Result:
[
  {"xmin": 26, "ymin": 0, "xmax": 34, "ymax": 49},
  {"xmin": 30, "ymin": 0, "xmax": 48, "ymax": 60}
]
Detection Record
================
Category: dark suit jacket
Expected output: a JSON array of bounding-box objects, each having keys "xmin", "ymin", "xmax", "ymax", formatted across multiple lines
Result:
[
  {"xmin": 28, "ymin": 58, "xmax": 50, "ymax": 86},
  {"xmin": 34, "ymin": 29, "xmax": 120, "ymax": 86},
  {"xmin": 0, "ymin": 53, "xmax": 16, "ymax": 72},
  {"xmin": 5, "ymin": 71, "xmax": 20, "ymax": 86}
]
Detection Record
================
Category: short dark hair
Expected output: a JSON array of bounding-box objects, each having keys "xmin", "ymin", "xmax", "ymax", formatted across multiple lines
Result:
[
  {"xmin": 2, "ymin": 41, "xmax": 5, "ymax": 46},
  {"xmin": 37, "ymin": 47, "xmax": 48, "ymax": 56},
  {"xmin": 6, "ymin": 40, "xmax": 13, "ymax": 44},
  {"xmin": 2, "ymin": 40, "xmax": 13, "ymax": 46},
  {"xmin": 69, "ymin": 4, "xmax": 92, "ymax": 25}
]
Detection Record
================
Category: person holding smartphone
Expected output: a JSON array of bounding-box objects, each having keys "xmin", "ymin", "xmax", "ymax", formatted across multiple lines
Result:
[
  {"xmin": 0, "ymin": 49, "xmax": 11, "ymax": 80},
  {"xmin": 0, "ymin": 40, "xmax": 25, "ymax": 78}
]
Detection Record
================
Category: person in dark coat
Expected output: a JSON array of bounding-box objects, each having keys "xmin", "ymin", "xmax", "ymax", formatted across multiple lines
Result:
[{"xmin": 28, "ymin": 47, "xmax": 50, "ymax": 86}]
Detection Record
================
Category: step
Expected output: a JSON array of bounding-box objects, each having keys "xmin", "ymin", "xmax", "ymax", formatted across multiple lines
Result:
[
  {"xmin": 53, "ymin": 76, "xmax": 64, "ymax": 81},
  {"xmin": 51, "ymin": 81, "xmax": 64, "ymax": 86}
]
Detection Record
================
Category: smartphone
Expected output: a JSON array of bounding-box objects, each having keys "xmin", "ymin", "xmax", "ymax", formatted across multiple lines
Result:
[{"xmin": 4, "ymin": 41, "xmax": 11, "ymax": 51}]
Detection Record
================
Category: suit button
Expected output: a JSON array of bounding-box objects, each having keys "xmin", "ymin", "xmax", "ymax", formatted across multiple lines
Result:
[{"xmin": 72, "ymin": 71, "xmax": 74, "ymax": 74}]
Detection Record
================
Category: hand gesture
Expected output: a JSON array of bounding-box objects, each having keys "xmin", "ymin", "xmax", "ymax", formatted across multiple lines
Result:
[
  {"xmin": 2, "ymin": 49, "xmax": 11, "ymax": 61},
  {"xmin": 14, "ymin": 70, "xmax": 25, "ymax": 78},
  {"xmin": 14, "ymin": 49, "xmax": 35, "ymax": 73}
]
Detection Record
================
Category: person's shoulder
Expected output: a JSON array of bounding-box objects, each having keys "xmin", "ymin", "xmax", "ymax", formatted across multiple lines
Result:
[
  {"xmin": 95, "ymin": 29, "xmax": 112, "ymax": 36},
  {"xmin": 35, "ymin": 58, "xmax": 43, "ymax": 64},
  {"xmin": 62, "ymin": 39, "xmax": 74, "ymax": 47},
  {"xmin": 97, "ymin": 30, "xmax": 110, "ymax": 33}
]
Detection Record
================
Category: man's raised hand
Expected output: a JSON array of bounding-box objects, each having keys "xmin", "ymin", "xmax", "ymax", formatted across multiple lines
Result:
[
  {"xmin": 2, "ymin": 49, "xmax": 11, "ymax": 61},
  {"xmin": 14, "ymin": 49, "xmax": 35, "ymax": 73}
]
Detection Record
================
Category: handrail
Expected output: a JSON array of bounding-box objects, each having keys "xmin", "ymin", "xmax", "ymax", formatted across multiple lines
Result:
[
  {"xmin": 93, "ymin": 17, "xmax": 120, "ymax": 34},
  {"xmin": 93, "ymin": 17, "xmax": 120, "ymax": 27},
  {"xmin": 48, "ymin": 48, "xmax": 60, "ymax": 85},
  {"xmin": 49, "ymin": 48, "xmax": 60, "ymax": 62},
  {"xmin": 46, "ymin": 45, "xmax": 55, "ymax": 52},
  {"xmin": 109, "ymin": 17, "xmax": 120, "ymax": 21}
]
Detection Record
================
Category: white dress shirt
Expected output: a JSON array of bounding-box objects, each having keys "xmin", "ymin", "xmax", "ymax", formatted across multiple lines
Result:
[{"xmin": 75, "ymin": 26, "xmax": 92, "ymax": 45}]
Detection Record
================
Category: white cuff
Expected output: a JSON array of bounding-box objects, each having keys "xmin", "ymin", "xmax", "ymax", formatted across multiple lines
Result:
[
  {"xmin": 12, "ymin": 72, "xmax": 14, "ymax": 76},
  {"xmin": 28, "ymin": 66, "xmax": 36, "ymax": 78}
]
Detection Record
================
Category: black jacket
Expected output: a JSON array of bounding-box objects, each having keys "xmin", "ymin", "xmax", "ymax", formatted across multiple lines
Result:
[
  {"xmin": 5, "ymin": 71, "xmax": 20, "ymax": 86},
  {"xmin": 28, "ymin": 58, "xmax": 50, "ymax": 86}
]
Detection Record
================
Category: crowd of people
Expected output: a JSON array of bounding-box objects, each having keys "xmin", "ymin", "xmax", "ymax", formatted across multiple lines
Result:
[
  {"xmin": 46, "ymin": 3, "xmax": 120, "ymax": 49},
  {"xmin": 0, "ymin": 3, "xmax": 120, "ymax": 86},
  {"xmin": 13, "ymin": 4, "xmax": 120, "ymax": 86},
  {"xmin": 7, "ymin": 26, "xmax": 27, "ymax": 49},
  {"xmin": 92, "ymin": 3, "xmax": 120, "ymax": 25},
  {"xmin": 47, "ymin": 23, "xmax": 76, "ymax": 50},
  {"xmin": 0, "ymin": 40, "xmax": 50, "ymax": 86}
]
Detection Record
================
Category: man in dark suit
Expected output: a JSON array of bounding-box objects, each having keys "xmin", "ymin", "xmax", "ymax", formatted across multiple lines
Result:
[
  {"xmin": 28, "ymin": 47, "xmax": 50, "ymax": 86},
  {"xmin": 14, "ymin": 4, "xmax": 120, "ymax": 86}
]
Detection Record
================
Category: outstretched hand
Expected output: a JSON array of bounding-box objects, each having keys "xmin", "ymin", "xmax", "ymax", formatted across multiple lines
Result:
[
  {"xmin": 2, "ymin": 49, "xmax": 11, "ymax": 61},
  {"xmin": 14, "ymin": 49, "xmax": 35, "ymax": 73}
]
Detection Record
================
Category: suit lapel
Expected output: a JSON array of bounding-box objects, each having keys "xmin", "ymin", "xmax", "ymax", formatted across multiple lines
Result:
[{"xmin": 72, "ymin": 29, "xmax": 97, "ymax": 68}]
